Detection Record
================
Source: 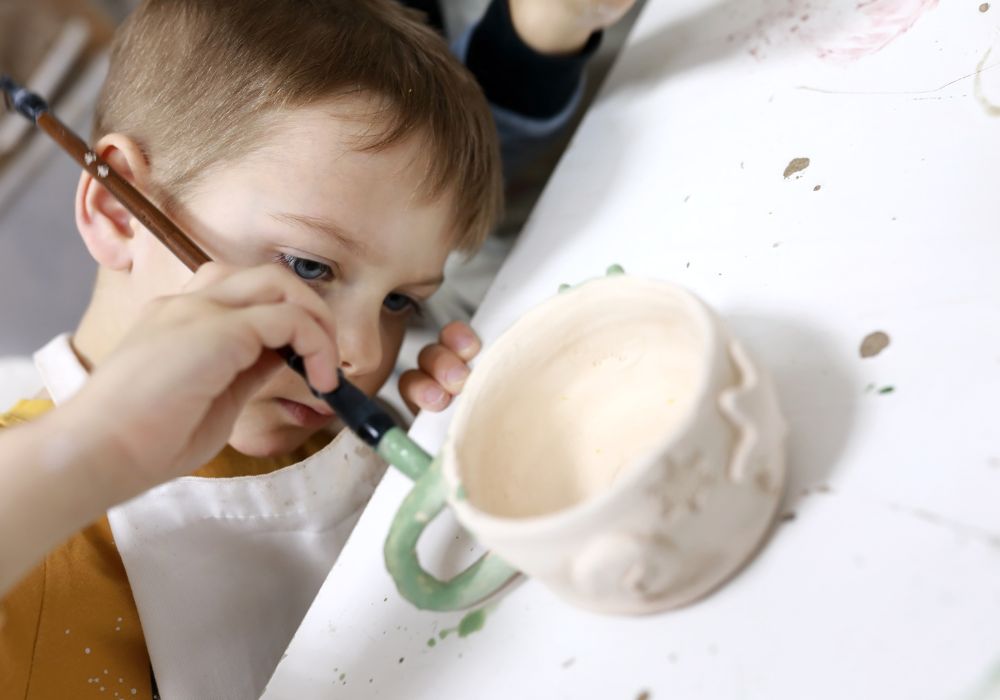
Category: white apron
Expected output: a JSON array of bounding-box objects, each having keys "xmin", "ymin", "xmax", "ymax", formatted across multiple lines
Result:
[{"xmin": 34, "ymin": 334, "xmax": 387, "ymax": 699}]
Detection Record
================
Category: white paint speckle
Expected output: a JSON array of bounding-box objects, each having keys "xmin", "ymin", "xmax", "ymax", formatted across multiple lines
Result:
[
  {"xmin": 116, "ymin": 616, "xmax": 123, "ymax": 622},
  {"xmin": 65, "ymin": 628, "xmax": 70, "ymax": 634},
  {"xmin": 103, "ymin": 669, "xmax": 109, "ymax": 674},
  {"xmin": 97, "ymin": 164, "xmax": 109, "ymax": 178},
  {"xmin": 84, "ymin": 647, "xmax": 91, "ymax": 654},
  {"xmin": 84, "ymin": 152, "xmax": 96, "ymax": 165},
  {"xmin": 115, "ymin": 626, "xmax": 121, "ymax": 632},
  {"xmin": 131, "ymin": 689, "xmax": 137, "ymax": 695}
]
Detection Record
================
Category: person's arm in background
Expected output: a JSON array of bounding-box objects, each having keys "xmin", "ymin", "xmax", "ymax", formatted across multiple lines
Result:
[
  {"xmin": 458, "ymin": 0, "xmax": 637, "ymax": 180},
  {"xmin": 0, "ymin": 264, "xmax": 341, "ymax": 596}
]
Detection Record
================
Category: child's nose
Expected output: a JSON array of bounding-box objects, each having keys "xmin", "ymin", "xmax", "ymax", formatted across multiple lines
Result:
[{"xmin": 336, "ymin": 313, "xmax": 382, "ymax": 378}]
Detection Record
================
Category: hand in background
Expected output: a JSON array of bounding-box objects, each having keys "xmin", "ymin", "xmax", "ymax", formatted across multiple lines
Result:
[{"xmin": 508, "ymin": 0, "xmax": 638, "ymax": 55}]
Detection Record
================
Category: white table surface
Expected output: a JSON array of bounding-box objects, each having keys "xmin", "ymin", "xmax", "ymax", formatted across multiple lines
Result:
[{"xmin": 263, "ymin": 1, "xmax": 1000, "ymax": 697}]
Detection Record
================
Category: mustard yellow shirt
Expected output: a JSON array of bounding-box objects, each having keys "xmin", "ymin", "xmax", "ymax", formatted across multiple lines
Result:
[{"xmin": 0, "ymin": 399, "xmax": 331, "ymax": 699}]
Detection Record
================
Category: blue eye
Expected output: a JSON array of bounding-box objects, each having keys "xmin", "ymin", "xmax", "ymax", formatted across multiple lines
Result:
[
  {"xmin": 276, "ymin": 253, "xmax": 333, "ymax": 281},
  {"xmin": 383, "ymin": 292, "xmax": 419, "ymax": 315}
]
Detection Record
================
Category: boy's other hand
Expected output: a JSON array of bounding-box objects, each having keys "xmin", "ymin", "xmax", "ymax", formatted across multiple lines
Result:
[
  {"xmin": 60, "ymin": 263, "xmax": 340, "ymax": 500},
  {"xmin": 509, "ymin": 0, "xmax": 637, "ymax": 55},
  {"xmin": 398, "ymin": 321, "xmax": 481, "ymax": 414}
]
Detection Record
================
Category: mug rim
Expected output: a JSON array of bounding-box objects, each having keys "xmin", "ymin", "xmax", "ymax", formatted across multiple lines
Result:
[{"xmin": 442, "ymin": 275, "xmax": 723, "ymax": 539}]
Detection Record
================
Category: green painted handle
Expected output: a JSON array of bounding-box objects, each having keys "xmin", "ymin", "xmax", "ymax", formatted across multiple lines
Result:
[{"xmin": 380, "ymin": 439, "xmax": 518, "ymax": 611}]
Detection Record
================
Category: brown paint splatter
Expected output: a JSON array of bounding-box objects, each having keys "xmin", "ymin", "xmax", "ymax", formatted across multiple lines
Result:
[
  {"xmin": 780, "ymin": 511, "xmax": 798, "ymax": 523},
  {"xmin": 813, "ymin": 184, "xmax": 821, "ymax": 191},
  {"xmin": 860, "ymin": 331, "xmax": 890, "ymax": 358},
  {"xmin": 561, "ymin": 657, "xmax": 576, "ymax": 669},
  {"xmin": 637, "ymin": 692, "xmax": 651, "ymax": 700},
  {"xmin": 783, "ymin": 157, "xmax": 810, "ymax": 178},
  {"xmin": 980, "ymin": 3, "xmax": 990, "ymax": 11}
]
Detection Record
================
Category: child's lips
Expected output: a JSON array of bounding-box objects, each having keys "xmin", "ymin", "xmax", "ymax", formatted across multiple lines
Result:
[{"xmin": 275, "ymin": 397, "xmax": 334, "ymax": 428}]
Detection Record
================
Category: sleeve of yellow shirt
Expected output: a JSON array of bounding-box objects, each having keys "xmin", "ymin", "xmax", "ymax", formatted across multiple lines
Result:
[{"xmin": 0, "ymin": 399, "xmax": 153, "ymax": 700}]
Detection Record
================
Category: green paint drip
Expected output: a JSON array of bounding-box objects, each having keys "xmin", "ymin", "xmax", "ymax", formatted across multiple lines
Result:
[
  {"xmin": 339, "ymin": 673, "xmax": 346, "ymax": 682},
  {"xmin": 433, "ymin": 608, "xmax": 488, "ymax": 644},
  {"xmin": 457, "ymin": 609, "xmax": 487, "ymax": 637},
  {"xmin": 878, "ymin": 385, "xmax": 895, "ymax": 394},
  {"xmin": 606, "ymin": 264, "xmax": 625, "ymax": 275}
]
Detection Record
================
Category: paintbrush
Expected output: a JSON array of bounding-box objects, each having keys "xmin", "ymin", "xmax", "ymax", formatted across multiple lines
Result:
[{"xmin": 1, "ymin": 74, "xmax": 397, "ymax": 447}]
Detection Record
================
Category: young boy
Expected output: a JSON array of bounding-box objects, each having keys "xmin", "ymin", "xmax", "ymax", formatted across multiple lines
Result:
[
  {"xmin": 2, "ymin": 0, "xmax": 644, "ymax": 696},
  {"xmin": 0, "ymin": 0, "xmax": 502, "ymax": 697}
]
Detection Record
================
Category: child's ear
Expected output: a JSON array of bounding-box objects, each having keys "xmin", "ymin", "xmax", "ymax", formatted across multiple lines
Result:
[{"xmin": 74, "ymin": 134, "xmax": 152, "ymax": 271}]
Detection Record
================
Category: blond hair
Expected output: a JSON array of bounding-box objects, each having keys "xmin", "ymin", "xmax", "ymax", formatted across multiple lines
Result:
[{"xmin": 93, "ymin": 0, "xmax": 503, "ymax": 250}]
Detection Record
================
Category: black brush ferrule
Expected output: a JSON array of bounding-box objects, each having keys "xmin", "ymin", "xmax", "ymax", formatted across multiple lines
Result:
[
  {"xmin": 312, "ymin": 376, "xmax": 396, "ymax": 447},
  {"xmin": 277, "ymin": 346, "xmax": 396, "ymax": 447}
]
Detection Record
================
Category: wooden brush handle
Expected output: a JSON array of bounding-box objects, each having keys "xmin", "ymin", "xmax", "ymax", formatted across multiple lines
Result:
[{"xmin": 36, "ymin": 111, "xmax": 211, "ymax": 272}]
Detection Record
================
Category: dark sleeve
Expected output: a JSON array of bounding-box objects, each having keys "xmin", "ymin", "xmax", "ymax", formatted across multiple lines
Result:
[
  {"xmin": 396, "ymin": 0, "xmax": 445, "ymax": 34},
  {"xmin": 464, "ymin": 0, "xmax": 602, "ymax": 120}
]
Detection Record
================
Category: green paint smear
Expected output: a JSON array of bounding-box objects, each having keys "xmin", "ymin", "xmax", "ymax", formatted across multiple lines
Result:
[
  {"xmin": 427, "ymin": 638, "xmax": 437, "ymax": 647},
  {"xmin": 878, "ymin": 385, "xmax": 895, "ymax": 394},
  {"xmin": 339, "ymin": 673, "xmax": 346, "ymax": 681}
]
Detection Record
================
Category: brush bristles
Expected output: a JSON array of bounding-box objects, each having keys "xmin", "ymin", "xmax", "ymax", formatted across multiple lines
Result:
[{"xmin": 0, "ymin": 76, "xmax": 48, "ymax": 121}]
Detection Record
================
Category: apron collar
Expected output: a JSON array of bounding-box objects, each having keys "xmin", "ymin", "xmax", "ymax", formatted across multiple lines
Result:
[{"xmin": 33, "ymin": 333, "xmax": 89, "ymax": 406}]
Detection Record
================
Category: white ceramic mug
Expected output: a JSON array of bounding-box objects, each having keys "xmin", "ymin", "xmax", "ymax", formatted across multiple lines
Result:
[{"xmin": 384, "ymin": 270, "xmax": 787, "ymax": 615}]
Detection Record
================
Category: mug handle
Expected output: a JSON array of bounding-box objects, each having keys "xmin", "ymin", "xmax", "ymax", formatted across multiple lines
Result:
[{"xmin": 379, "ymin": 429, "xmax": 519, "ymax": 611}]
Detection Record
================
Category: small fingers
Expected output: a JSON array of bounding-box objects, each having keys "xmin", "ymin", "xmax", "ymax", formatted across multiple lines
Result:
[
  {"xmin": 398, "ymin": 369, "xmax": 452, "ymax": 413},
  {"xmin": 417, "ymin": 343, "xmax": 470, "ymax": 394},
  {"xmin": 192, "ymin": 265, "xmax": 340, "ymax": 354},
  {"xmin": 182, "ymin": 261, "xmax": 237, "ymax": 291},
  {"xmin": 229, "ymin": 303, "xmax": 339, "ymax": 392},
  {"xmin": 438, "ymin": 321, "xmax": 481, "ymax": 362}
]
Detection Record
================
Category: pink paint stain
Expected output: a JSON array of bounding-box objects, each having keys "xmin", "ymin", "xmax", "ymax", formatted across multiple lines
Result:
[
  {"xmin": 816, "ymin": 0, "xmax": 939, "ymax": 62},
  {"xmin": 731, "ymin": 0, "xmax": 939, "ymax": 64}
]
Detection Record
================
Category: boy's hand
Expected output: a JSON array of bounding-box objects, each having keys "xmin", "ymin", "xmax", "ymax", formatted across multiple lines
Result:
[
  {"xmin": 508, "ymin": 0, "xmax": 637, "ymax": 55},
  {"xmin": 58, "ymin": 263, "xmax": 340, "ymax": 501},
  {"xmin": 398, "ymin": 321, "xmax": 481, "ymax": 414}
]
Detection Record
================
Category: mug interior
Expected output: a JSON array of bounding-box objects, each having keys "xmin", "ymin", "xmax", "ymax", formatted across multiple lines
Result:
[{"xmin": 453, "ymin": 278, "xmax": 709, "ymax": 519}]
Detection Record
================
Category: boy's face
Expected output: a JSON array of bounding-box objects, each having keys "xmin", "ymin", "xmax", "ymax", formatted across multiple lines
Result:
[{"xmin": 122, "ymin": 100, "xmax": 454, "ymax": 456}]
